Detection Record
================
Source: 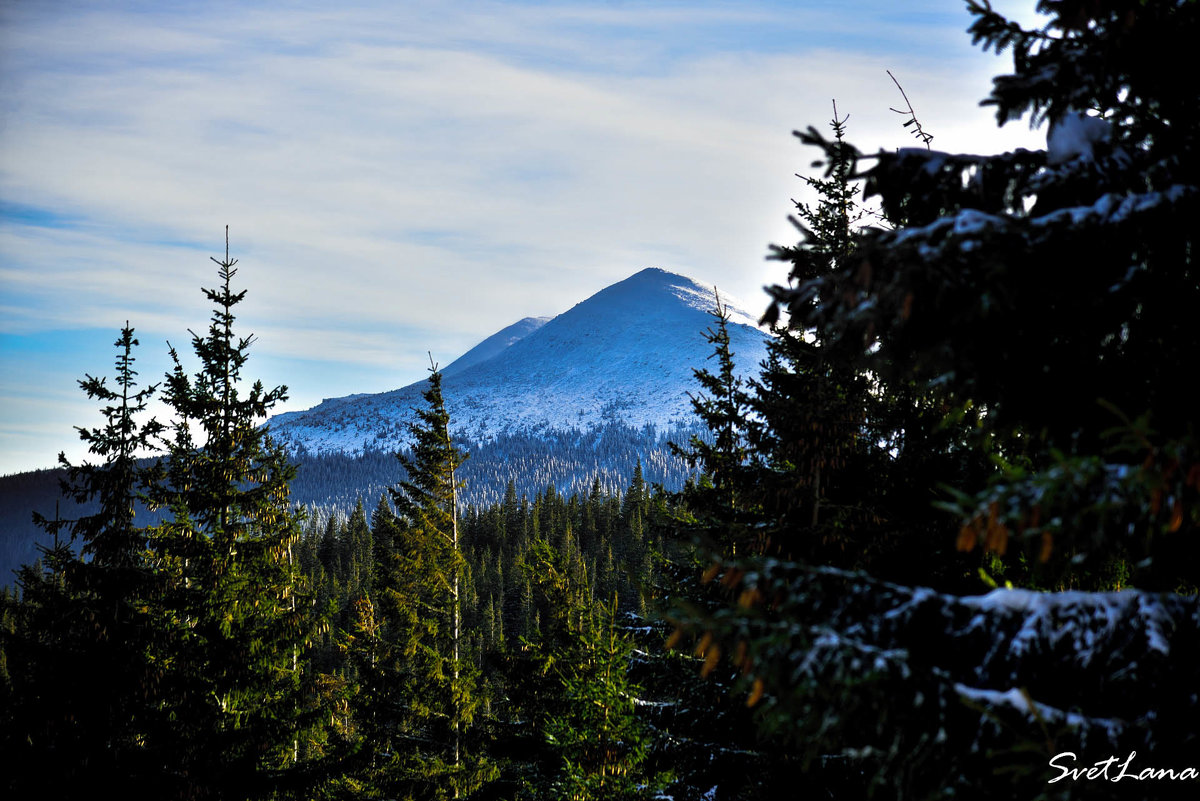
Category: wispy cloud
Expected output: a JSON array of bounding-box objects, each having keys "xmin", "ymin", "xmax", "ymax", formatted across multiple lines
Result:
[{"xmin": 1, "ymin": 0, "xmax": 1048, "ymax": 473}]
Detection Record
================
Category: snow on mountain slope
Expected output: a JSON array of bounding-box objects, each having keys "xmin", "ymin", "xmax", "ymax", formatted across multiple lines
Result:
[
  {"xmin": 441, "ymin": 316, "xmax": 550, "ymax": 378},
  {"xmin": 268, "ymin": 267, "xmax": 770, "ymax": 455}
]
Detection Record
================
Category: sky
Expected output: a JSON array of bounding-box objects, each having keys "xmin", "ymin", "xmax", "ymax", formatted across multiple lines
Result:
[{"xmin": 0, "ymin": 0, "xmax": 1050, "ymax": 476}]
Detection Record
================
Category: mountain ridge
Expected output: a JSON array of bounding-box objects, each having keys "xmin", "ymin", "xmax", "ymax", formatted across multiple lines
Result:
[
  {"xmin": 441, "ymin": 315, "xmax": 551, "ymax": 378},
  {"xmin": 268, "ymin": 267, "xmax": 770, "ymax": 456}
]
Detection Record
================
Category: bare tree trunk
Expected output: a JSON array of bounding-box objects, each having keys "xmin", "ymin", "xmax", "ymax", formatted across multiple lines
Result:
[{"xmin": 447, "ymin": 418, "xmax": 462, "ymax": 794}]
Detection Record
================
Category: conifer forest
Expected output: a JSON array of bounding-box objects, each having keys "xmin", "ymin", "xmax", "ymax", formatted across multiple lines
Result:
[{"xmin": 2, "ymin": 2, "xmax": 1198, "ymax": 799}]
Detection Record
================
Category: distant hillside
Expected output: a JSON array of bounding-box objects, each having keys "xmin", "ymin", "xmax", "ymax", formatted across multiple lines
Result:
[{"xmin": 0, "ymin": 421, "xmax": 706, "ymax": 585}]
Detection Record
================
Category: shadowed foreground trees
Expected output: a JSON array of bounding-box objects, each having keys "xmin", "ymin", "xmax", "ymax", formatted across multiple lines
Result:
[
  {"xmin": 140, "ymin": 232, "xmax": 337, "ymax": 798},
  {"xmin": 3, "ymin": 233, "xmax": 344, "ymax": 799},
  {"xmin": 3, "ymin": 325, "xmax": 165, "ymax": 794},
  {"xmin": 669, "ymin": 1, "xmax": 1200, "ymax": 798}
]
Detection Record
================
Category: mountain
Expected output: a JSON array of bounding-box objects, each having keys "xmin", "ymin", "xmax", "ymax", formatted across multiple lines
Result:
[{"xmin": 268, "ymin": 267, "xmax": 770, "ymax": 456}]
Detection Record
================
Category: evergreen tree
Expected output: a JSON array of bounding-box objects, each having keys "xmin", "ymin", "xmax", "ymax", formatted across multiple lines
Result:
[
  {"xmin": 509, "ymin": 539, "xmax": 660, "ymax": 801},
  {"xmin": 756, "ymin": 103, "xmax": 890, "ymax": 567},
  {"xmin": 355, "ymin": 358, "xmax": 493, "ymax": 798},
  {"xmin": 671, "ymin": 293, "xmax": 758, "ymax": 558},
  {"xmin": 344, "ymin": 497, "xmax": 374, "ymax": 601},
  {"xmin": 371, "ymin": 492, "xmax": 396, "ymax": 536},
  {"xmin": 319, "ymin": 513, "xmax": 344, "ymax": 591},
  {"xmin": 679, "ymin": 1, "xmax": 1200, "ymax": 797},
  {"xmin": 143, "ymin": 230, "xmax": 335, "ymax": 799},
  {"xmin": 778, "ymin": 0, "xmax": 1200, "ymax": 590},
  {"xmin": 4, "ymin": 326, "xmax": 165, "ymax": 795}
]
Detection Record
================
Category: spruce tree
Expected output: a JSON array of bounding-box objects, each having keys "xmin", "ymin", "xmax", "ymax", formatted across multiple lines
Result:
[
  {"xmin": 671, "ymin": 293, "xmax": 758, "ymax": 558},
  {"xmin": 143, "ymin": 229, "xmax": 333, "ymax": 799},
  {"xmin": 5, "ymin": 326, "xmax": 165, "ymax": 795},
  {"xmin": 756, "ymin": 102, "xmax": 889, "ymax": 567},
  {"xmin": 679, "ymin": 1, "xmax": 1200, "ymax": 797},
  {"xmin": 356, "ymin": 358, "xmax": 493, "ymax": 798},
  {"xmin": 777, "ymin": 0, "xmax": 1200, "ymax": 589},
  {"xmin": 344, "ymin": 497, "xmax": 374, "ymax": 601},
  {"xmin": 509, "ymin": 538, "xmax": 660, "ymax": 801}
]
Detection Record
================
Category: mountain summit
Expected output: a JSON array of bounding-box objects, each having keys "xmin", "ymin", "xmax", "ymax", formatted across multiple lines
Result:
[{"xmin": 269, "ymin": 267, "xmax": 769, "ymax": 456}]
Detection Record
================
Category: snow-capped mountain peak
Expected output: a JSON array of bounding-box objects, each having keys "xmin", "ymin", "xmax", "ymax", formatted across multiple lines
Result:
[{"xmin": 269, "ymin": 267, "xmax": 769, "ymax": 455}]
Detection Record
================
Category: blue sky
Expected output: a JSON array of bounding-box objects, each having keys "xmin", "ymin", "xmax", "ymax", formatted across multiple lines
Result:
[{"xmin": 0, "ymin": 0, "xmax": 1048, "ymax": 475}]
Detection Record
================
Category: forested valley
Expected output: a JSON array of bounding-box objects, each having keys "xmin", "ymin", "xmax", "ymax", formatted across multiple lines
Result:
[
  {"xmin": 3, "ymin": 2, "xmax": 1200, "ymax": 799},
  {"xmin": 0, "ymin": 423, "xmax": 696, "ymax": 583}
]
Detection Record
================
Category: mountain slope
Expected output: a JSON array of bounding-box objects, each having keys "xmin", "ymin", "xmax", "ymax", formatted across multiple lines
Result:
[
  {"xmin": 269, "ymin": 267, "xmax": 769, "ymax": 456},
  {"xmin": 441, "ymin": 316, "xmax": 550, "ymax": 378}
]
